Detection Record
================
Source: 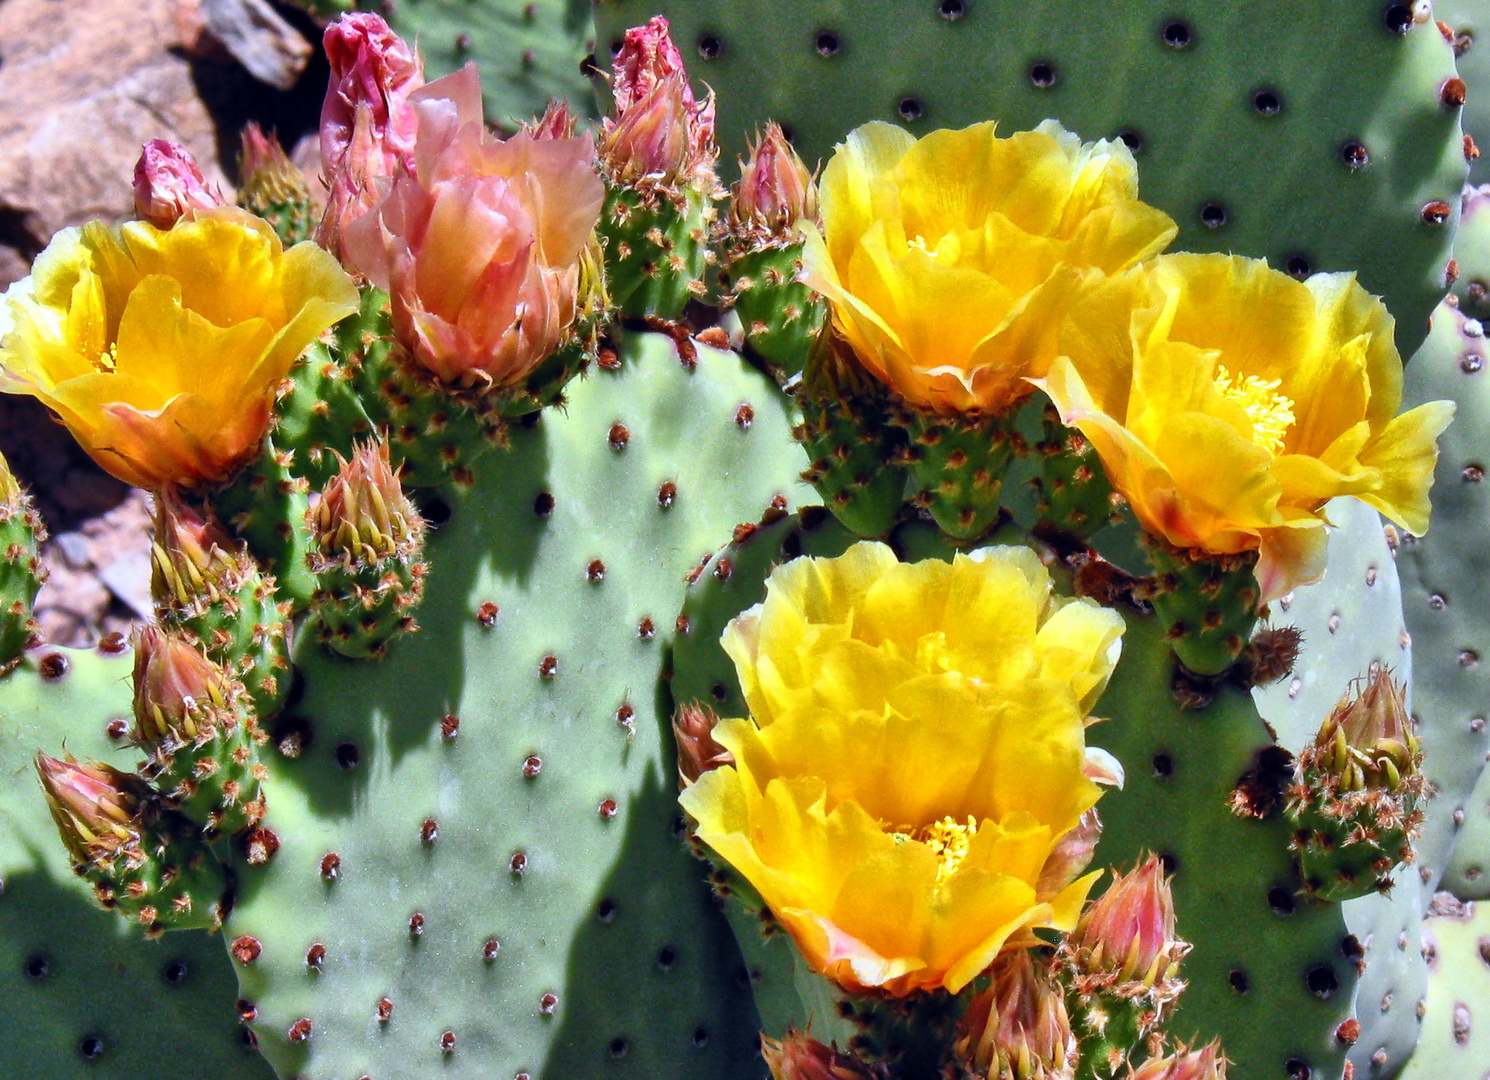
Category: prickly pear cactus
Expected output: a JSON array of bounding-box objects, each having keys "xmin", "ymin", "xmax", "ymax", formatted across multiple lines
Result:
[
  {"xmin": 6, "ymin": 4, "xmax": 1490, "ymax": 1079},
  {"xmin": 0, "ymin": 644, "xmax": 273, "ymax": 1080},
  {"xmin": 223, "ymin": 332, "xmax": 811, "ymax": 1079},
  {"xmin": 594, "ymin": 0, "xmax": 1470, "ymax": 354}
]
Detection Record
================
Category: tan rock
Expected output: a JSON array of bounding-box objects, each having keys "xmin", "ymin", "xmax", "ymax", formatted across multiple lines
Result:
[{"xmin": 0, "ymin": 0, "xmax": 235, "ymax": 285}]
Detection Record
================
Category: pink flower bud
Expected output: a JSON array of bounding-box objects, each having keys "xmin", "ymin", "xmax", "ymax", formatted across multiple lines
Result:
[
  {"xmin": 133, "ymin": 140, "xmax": 224, "ymax": 228},
  {"xmin": 761, "ymin": 1031, "xmax": 879, "ymax": 1080},
  {"xmin": 131, "ymin": 625, "xmax": 233, "ymax": 747},
  {"xmin": 317, "ymin": 13, "xmax": 425, "ymax": 260},
  {"xmin": 731, "ymin": 123, "xmax": 818, "ymax": 237},
  {"xmin": 1129, "ymin": 1043, "xmax": 1228, "ymax": 1080},
  {"xmin": 341, "ymin": 68, "xmax": 604, "ymax": 391},
  {"xmin": 35, "ymin": 753, "xmax": 144, "ymax": 867},
  {"xmin": 320, "ymin": 13, "xmax": 423, "ymax": 174},
  {"xmin": 1071, "ymin": 853, "xmax": 1190, "ymax": 990},
  {"xmin": 603, "ymin": 16, "xmax": 716, "ymax": 190},
  {"xmin": 955, "ymin": 951, "xmax": 1077, "ymax": 1080},
  {"xmin": 527, "ymin": 99, "xmax": 578, "ymax": 141}
]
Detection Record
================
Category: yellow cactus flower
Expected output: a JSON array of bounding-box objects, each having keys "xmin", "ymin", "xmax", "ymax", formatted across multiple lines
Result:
[
  {"xmin": 681, "ymin": 542, "xmax": 1124, "ymax": 996},
  {"xmin": 0, "ymin": 208, "xmax": 358, "ymax": 489},
  {"xmin": 1036, "ymin": 253, "xmax": 1454, "ymax": 601},
  {"xmin": 799, "ymin": 120, "xmax": 1176, "ymax": 416}
]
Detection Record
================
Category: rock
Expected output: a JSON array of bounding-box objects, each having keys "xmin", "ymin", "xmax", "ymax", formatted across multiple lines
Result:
[{"xmin": 0, "ymin": 0, "xmax": 324, "ymax": 288}]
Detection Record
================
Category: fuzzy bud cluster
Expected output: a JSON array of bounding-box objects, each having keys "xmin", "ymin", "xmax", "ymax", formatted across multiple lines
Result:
[
  {"xmin": 1128, "ymin": 1043, "xmax": 1228, "ymax": 1080},
  {"xmin": 672, "ymin": 702, "xmax": 734, "ymax": 788},
  {"xmin": 954, "ymin": 951, "xmax": 1077, "ymax": 1080},
  {"xmin": 1067, "ymin": 854, "xmax": 1190, "ymax": 1003},
  {"xmin": 310, "ymin": 442, "xmax": 425, "ymax": 567},
  {"xmin": 35, "ymin": 753, "xmax": 146, "ymax": 870},
  {"xmin": 761, "ymin": 1032, "xmax": 882, "ymax": 1080},
  {"xmin": 1308, "ymin": 669, "xmax": 1420, "ymax": 793},
  {"xmin": 131, "ymin": 625, "xmax": 236, "ymax": 748},
  {"xmin": 730, "ymin": 123, "xmax": 818, "ymax": 241}
]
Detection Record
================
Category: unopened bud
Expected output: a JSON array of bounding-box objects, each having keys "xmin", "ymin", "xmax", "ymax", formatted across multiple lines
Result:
[
  {"xmin": 133, "ymin": 140, "xmax": 224, "ymax": 227},
  {"xmin": 955, "ymin": 951, "xmax": 1077, "ymax": 1080},
  {"xmin": 35, "ymin": 753, "xmax": 144, "ymax": 868},
  {"xmin": 310, "ymin": 442, "xmax": 425, "ymax": 566},
  {"xmin": 1070, "ymin": 853, "xmax": 1190, "ymax": 991},
  {"xmin": 150, "ymin": 492, "xmax": 240, "ymax": 610},
  {"xmin": 527, "ymin": 98, "xmax": 578, "ymax": 140},
  {"xmin": 1313, "ymin": 669, "xmax": 1419, "ymax": 792},
  {"xmin": 762, "ymin": 1031, "xmax": 879, "ymax": 1080},
  {"xmin": 131, "ymin": 625, "xmax": 233, "ymax": 747},
  {"xmin": 673, "ymin": 702, "xmax": 734, "ymax": 788},
  {"xmin": 0, "ymin": 449, "xmax": 21, "ymax": 506},
  {"xmin": 1128, "ymin": 1042, "xmax": 1228, "ymax": 1080},
  {"xmin": 732, "ymin": 123, "xmax": 818, "ymax": 237},
  {"xmin": 603, "ymin": 16, "xmax": 716, "ymax": 189}
]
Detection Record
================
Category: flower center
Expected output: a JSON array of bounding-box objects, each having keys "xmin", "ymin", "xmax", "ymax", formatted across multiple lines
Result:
[
  {"xmin": 95, "ymin": 343, "xmax": 118, "ymax": 374},
  {"xmin": 892, "ymin": 815, "xmax": 979, "ymax": 884},
  {"xmin": 1212, "ymin": 365, "xmax": 1295, "ymax": 456}
]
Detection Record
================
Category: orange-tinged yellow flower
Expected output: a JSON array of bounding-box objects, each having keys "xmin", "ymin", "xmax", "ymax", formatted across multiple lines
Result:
[
  {"xmin": 681, "ymin": 542, "xmax": 1123, "ymax": 996},
  {"xmin": 799, "ymin": 120, "xmax": 1176, "ymax": 416},
  {"xmin": 1036, "ymin": 253, "xmax": 1455, "ymax": 601},
  {"xmin": 0, "ymin": 208, "xmax": 358, "ymax": 489}
]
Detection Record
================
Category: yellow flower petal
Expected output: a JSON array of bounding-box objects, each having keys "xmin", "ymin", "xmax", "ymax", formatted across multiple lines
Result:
[
  {"xmin": 686, "ymin": 543, "xmax": 1118, "ymax": 996},
  {"xmin": 0, "ymin": 209, "xmax": 357, "ymax": 488},
  {"xmin": 1043, "ymin": 252, "xmax": 1452, "ymax": 597},
  {"xmin": 804, "ymin": 119, "xmax": 1176, "ymax": 415}
]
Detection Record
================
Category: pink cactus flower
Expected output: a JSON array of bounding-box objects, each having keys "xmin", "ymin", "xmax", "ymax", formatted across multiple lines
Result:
[
  {"xmin": 342, "ymin": 65, "xmax": 604, "ymax": 391},
  {"xmin": 133, "ymin": 140, "xmax": 224, "ymax": 228}
]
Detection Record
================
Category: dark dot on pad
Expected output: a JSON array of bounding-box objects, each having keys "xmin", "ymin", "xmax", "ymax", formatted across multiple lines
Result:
[
  {"xmin": 1382, "ymin": 4, "xmax": 1413, "ymax": 34},
  {"xmin": 1306, "ymin": 965, "xmax": 1340, "ymax": 998},
  {"xmin": 1253, "ymin": 89, "xmax": 1282, "ymax": 115},
  {"xmin": 1161, "ymin": 20, "xmax": 1192, "ymax": 47},
  {"xmin": 697, "ymin": 33, "xmax": 722, "ymax": 59},
  {"xmin": 1029, "ymin": 62, "xmax": 1057, "ymax": 87},
  {"xmin": 1269, "ymin": 885, "xmax": 1298, "ymax": 915},
  {"xmin": 815, "ymin": 31, "xmax": 840, "ymax": 57}
]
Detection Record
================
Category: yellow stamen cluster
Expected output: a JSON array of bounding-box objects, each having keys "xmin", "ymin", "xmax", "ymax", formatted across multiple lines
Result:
[
  {"xmin": 892, "ymin": 815, "xmax": 980, "ymax": 885},
  {"xmin": 95, "ymin": 343, "xmax": 118, "ymax": 374},
  {"xmin": 1213, "ymin": 366, "xmax": 1295, "ymax": 456}
]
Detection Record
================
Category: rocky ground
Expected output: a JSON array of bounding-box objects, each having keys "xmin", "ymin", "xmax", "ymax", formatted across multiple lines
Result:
[{"xmin": 0, "ymin": 0, "xmax": 328, "ymax": 645}]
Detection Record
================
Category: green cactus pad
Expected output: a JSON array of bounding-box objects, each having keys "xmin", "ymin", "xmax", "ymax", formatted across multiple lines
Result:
[
  {"xmin": 1396, "ymin": 299, "xmax": 1490, "ymax": 889},
  {"xmin": 0, "ymin": 462, "xmax": 45, "ymax": 671},
  {"xmin": 594, "ymin": 0, "xmax": 1468, "ymax": 355},
  {"xmin": 722, "ymin": 243, "xmax": 826, "ymax": 380},
  {"xmin": 1437, "ymin": 0, "xmax": 1486, "ymax": 186},
  {"xmin": 376, "ymin": 0, "xmax": 597, "ymax": 130},
  {"xmin": 1395, "ymin": 898, "xmax": 1490, "ymax": 1080},
  {"xmin": 1251, "ymin": 497, "xmax": 1430, "ymax": 1078},
  {"xmin": 221, "ymin": 330, "xmax": 811, "ymax": 1080},
  {"xmin": 0, "ymin": 644, "xmax": 272, "ymax": 1080},
  {"xmin": 602, "ymin": 187, "xmax": 714, "ymax": 320}
]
